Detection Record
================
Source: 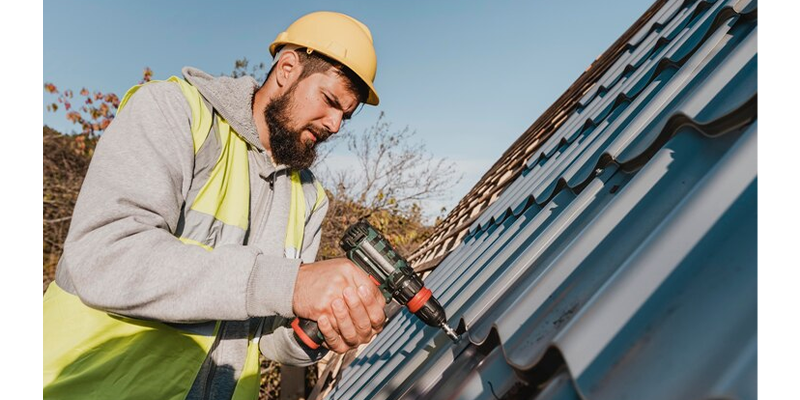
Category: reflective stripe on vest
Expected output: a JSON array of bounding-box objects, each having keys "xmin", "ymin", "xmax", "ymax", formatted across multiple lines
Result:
[{"xmin": 43, "ymin": 77, "xmax": 326, "ymax": 400}]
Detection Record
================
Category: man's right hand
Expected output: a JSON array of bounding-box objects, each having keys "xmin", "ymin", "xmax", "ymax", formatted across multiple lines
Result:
[{"xmin": 292, "ymin": 258, "xmax": 387, "ymax": 353}]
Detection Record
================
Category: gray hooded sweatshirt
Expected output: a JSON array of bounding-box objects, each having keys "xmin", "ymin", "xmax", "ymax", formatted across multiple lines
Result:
[{"xmin": 54, "ymin": 67, "xmax": 328, "ymax": 398}]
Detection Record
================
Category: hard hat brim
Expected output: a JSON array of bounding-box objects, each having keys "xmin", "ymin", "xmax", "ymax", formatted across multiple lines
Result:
[{"xmin": 270, "ymin": 41, "xmax": 379, "ymax": 106}]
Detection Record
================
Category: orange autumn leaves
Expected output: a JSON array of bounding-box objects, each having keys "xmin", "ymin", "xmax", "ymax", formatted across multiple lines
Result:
[{"xmin": 45, "ymin": 67, "xmax": 152, "ymax": 135}]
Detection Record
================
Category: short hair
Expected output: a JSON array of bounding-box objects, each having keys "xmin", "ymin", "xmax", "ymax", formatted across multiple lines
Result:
[{"xmin": 267, "ymin": 46, "xmax": 369, "ymax": 104}]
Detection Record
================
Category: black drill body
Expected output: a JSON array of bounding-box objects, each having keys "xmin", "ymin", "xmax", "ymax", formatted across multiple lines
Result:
[{"xmin": 292, "ymin": 220, "xmax": 457, "ymax": 350}]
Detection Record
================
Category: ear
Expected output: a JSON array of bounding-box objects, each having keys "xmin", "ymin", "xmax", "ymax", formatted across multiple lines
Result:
[{"xmin": 275, "ymin": 50, "xmax": 301, "ymax": 89}]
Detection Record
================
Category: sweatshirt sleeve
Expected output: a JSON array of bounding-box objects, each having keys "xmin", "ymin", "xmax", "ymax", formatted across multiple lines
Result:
[
  {"xmin": 55, "ymin": 81, "xmax": 299, "ymax": 323},
  {"xmin": 258, "ymin": 190, "xmax": 330, "ymax": 364}
]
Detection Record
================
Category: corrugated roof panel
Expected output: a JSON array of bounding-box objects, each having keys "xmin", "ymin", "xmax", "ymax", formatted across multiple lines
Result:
[
  {"xmin": 325, "ymin": 1, "xmax": 756, "ymax": 399},
  {"xmin": 555, "ymin": 126, "xmax": 756, "ymax": 370},
  {"xmin": 573, "ymin": 1, "xmax": 703, "ymax": 129},
  {"xmin": 626, "ymin": 0, "xmax": 688, "ymax": 48},
  {"xmin": 471, "ymin": 0, "xmax": 751, "ymax": 236},
  {"xmin": 406, "ymin": 1, "xmax": 679, "ymax": 273},
  {"xmin": 537, "ymin": 0, "xmax": 696, "ymax": 161},
  {"xmin": 578, "ymin": 0, "xmax": 697, "ymax": 108},
  {"xmin": 545, "ymin": 0, "xmax": 733, "ymax": 162}
]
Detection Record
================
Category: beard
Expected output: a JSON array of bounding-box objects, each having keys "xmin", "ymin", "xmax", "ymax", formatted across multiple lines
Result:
[{"xmin": 263, "ymin": 84, "xmax": 331, "ymax": 170}]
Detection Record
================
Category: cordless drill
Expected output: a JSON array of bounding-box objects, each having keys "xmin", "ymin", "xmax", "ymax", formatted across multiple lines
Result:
[{"xmin": 291, "ymin": 219, "xmax": 459, "ymax": 350}]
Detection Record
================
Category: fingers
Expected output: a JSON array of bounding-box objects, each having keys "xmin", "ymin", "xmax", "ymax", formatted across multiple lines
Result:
[
  {"xmin": 328, "ymin": 285, "xmax": 387, "ymax": 351},
  {"xmin": 294, "ymin": 258, "xmax": 391, "ymax": 353},
  {"xmin": 332, "ymin": 297, "xmax": 360, "ymax": 347},
  {"xmin": 358, "ymin": 285, "xmax": 386, "ymax": 332},
  {"xmin": 318, "ymin": 315, "xmax": 348, "ymax": 354},
  {"xmin": 343, "ymin": 287, "xmax": 373, "ymax": 340},
  {"xmin": 346, "ymin": 265, "xmax": 388, "ymax": 331}
]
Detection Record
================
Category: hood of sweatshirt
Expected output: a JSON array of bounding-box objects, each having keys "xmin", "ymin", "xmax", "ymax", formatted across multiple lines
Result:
[{"xmin": 181, "ymin": 66, "xmax": 266, "ymax": 152}]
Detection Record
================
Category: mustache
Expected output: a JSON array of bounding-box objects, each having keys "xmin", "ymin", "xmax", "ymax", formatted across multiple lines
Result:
[{"xmin": 308, "ymin": 125, "xmax": 333, "ymax": 143}]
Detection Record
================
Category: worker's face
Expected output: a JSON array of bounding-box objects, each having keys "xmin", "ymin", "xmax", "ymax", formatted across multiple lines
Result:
[{"xmin": 264, "ymin": 67, "xmax": 359, "ymax": 170}]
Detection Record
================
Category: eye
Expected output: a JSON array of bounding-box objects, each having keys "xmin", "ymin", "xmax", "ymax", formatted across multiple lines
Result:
[{"xmin": 323, "ymin": 93, "xmax": 335, "ymax": 107}]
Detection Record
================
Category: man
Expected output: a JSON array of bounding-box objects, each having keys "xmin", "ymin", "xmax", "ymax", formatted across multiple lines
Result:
[{"xmin": 44, "ymin": 11, "xmax": 385, "ymax": 400}]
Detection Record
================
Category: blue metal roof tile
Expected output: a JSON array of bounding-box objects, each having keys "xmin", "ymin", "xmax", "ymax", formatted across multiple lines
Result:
[
  {"xmin": 470, "ymin": 0, "xmax": 752, "ymax": 239},
  {"xmin": 626, "ymin": 0, "xmax": 691, "ymax": 48},
  {"xmin": 324, "ymin": 1, "xmax": 757, "ymax": 398}
]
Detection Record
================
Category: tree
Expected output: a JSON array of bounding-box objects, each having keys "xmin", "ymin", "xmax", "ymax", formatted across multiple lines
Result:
[
  {"xmin": 42, "ymin": 126, "xmax": 97, "ymax": 291},
  {"xmin": 230, "ymin": 58, "xmax": 269, "ymax": 84},
  {"xmin": 317, "ymin": 112, "xmax": 461, "ymax": 259},
  {"xmin": 330, "ymin": 112, "xmax": 459, "ymax": 214},
  {"xmin": 44, "ymin": 67, "xmax": 152, "ymax": 135}
]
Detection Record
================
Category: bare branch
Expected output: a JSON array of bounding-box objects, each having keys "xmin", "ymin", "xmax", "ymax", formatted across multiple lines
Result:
[
  {"xmin": 320, "ymin": 112, "xmax": 463, "ymax": 218},
  {"xmin": 44, "ymin": 216, "xmax": 72, "ymax": 224}
]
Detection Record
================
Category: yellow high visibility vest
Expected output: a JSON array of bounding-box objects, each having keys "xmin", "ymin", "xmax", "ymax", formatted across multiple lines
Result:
[{"xmin": 43, "ymin": 77, "xmax": 326, "ymax": 400}]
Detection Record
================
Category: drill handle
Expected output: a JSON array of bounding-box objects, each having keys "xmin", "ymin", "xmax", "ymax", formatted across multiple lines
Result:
[{"xmin": 291, "ymin": 317, "xmax": 325, "ymax": 349}]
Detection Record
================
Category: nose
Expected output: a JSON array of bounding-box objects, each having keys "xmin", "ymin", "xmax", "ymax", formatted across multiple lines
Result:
[{"xmin": 322, "ymin": 109, "xmax": 344, "ymax": 134}]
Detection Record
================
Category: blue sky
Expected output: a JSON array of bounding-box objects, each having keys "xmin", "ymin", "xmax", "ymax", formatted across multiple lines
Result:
[{"xmin": 44, "ymin": 0, "xmax": 653, "ymax": 217}]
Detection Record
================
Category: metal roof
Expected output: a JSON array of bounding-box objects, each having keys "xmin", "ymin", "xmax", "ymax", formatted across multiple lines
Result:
[
  {"xmin": 326, "ymin": 0, "xmax": 757, "ymax": 399},
  {"xmin": 406, "ymin": 0, "xmax": 673, "ymax": 273}
]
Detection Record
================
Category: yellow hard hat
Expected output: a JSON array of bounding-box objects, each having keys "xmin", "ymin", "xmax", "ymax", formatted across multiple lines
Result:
[{"xmin": 270, "ymin": 11, "xmax": 380, "ymax": 105}]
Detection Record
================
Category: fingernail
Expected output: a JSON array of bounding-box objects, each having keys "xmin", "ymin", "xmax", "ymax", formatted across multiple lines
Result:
[
  {"xmin": 358, "ymin": 285, "xmax": 369, "ymax": 298},
  {"xmin": 318, "ymin": 315, "xmax": 328, "ymax": 325},
  {"xmin": 343, "ymin": 287, "xmax": 356, "ymax": 299}
]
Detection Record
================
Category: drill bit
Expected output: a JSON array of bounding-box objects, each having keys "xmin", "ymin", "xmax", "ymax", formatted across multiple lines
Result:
[{"xmin": 440, "ymin": 322, "xmax": 459, "ymax": 342}]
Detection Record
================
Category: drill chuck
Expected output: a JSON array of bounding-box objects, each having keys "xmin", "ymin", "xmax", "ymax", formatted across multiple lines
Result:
[{"xmin": 411, "ymin": 292, "xmax": 449, "ymax": 327}]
